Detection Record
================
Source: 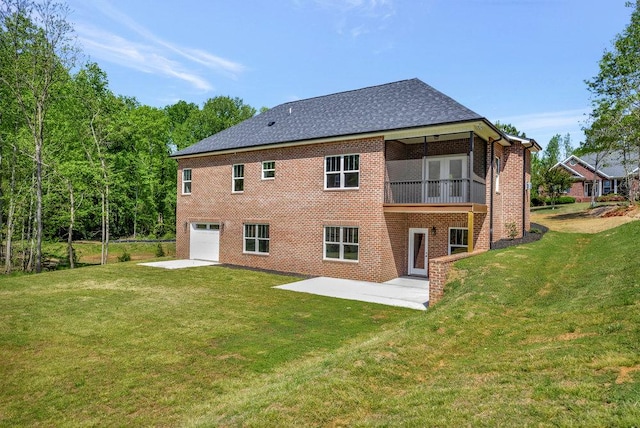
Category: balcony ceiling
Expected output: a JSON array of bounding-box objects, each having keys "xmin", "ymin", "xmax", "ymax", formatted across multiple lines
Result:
[{"xmin": 384, "ymin": 120, "xmax": 507, "ymax": 146}]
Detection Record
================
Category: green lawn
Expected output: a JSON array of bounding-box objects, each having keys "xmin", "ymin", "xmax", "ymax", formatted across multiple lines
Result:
[{"xmin": 2, "ymin": 221, "xmax": 640, "ymax": 426}]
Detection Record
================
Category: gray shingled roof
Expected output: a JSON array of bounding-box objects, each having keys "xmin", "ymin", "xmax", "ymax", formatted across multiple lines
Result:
[
  {"xmin": 172, "ymin": 78, "xmax": 484, "ymax": 157},
  {"xmin": 567, "ymin": 152, "xmax": 640, "ymax": 178}
]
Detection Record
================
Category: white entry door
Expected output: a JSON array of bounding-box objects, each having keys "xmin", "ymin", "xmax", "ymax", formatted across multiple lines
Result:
[
  {"xmin": 408, "ymin": 228, "xmax": 429, "ymax": 276},
  {"xmin": 189, "ymin": 223, "xmax": 220, "ymax": 261}
]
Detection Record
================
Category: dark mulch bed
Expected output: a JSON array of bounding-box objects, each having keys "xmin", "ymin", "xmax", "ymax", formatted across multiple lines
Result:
[{"xmin": 492, "ymin": 223, "xmax": 549, "ymax": 250}]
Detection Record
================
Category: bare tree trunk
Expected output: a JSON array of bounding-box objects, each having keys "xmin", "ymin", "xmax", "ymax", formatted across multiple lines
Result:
[
  {"xmin": 101, "ymin": 190, "xmax": 106, "ymax": 265},
  {"xmin": 104, "ymin": 175, "xmax": 109, "ymax": 264},
  {"xmin": 0, "ymin": 129, "xmax": 3, "ymax": 265},
  {"xmin": 133, "ymin": 186, "xmax": 138, "ymax": 240},
  {"xmin": 590, "ymin": 158, "xmax": 600, "ymax": 208},
  {"xmin": 67, "ymin": 181, "xmax": 75, "ymax": 269},
  {"xmin": 24, "ymin": 177, "xmax": 35, "ymax": 272},
  {"xmin": 35, "ymin": 130, "xmax": 43, "ymax": 273},
  {"xmin": 100, "ymin": 176, "xmax": 110, "ymax": 265},
  {"xmin": 4, "ymin": 145, "xmax": 17, "ymax": 273}
]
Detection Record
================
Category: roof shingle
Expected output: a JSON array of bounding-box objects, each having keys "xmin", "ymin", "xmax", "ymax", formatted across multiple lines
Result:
[{"xmin": 172, "ymin": 78, "xmax": 484, "ymax": 157}]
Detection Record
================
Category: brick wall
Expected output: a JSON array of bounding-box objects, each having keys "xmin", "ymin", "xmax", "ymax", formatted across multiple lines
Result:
[
  {"xmin": 175, "ymin": 134, "xmax": 532, "ymax": 286},
  {"xmin": 489, "ymin": 142, "xmax": 531, "ymax": 240},
  {"xmin": 428, "ymin": 250, "xmax": 486, "ymax": 304},
  {"xmin": 177, "ymin": 136, "xmax": 395, "ymax": 282}
]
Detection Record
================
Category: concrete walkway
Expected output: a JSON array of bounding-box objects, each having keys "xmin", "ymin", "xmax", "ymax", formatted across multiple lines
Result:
[
  {"xmin": 139, "ymin": 261, "xmax": 429, "ymax": 310},
  {"xmin": 274, "ymin": 276, "xmax": 429, "ymax": 310}
]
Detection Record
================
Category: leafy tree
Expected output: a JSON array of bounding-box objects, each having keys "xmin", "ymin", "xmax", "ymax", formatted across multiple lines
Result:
[
  {"xmin": 561, "ymin": 133, "xmax": 574, "ymax": 160},
  {"xmin": 586, "ymin": 1, "xmax": 640, "ymax": 202},
  {"xmin": 495, "ymin": 121, "xmax": 526, "ymax": 138},
  {"xmin": 0, "ymin": 0, "xmax": 77, "ymax": 272},
  {"xmin": 168, "ymin": 96, "xmax": 256, "ymax": 150},
  {"xmin": 540, "ymin": 166, "xmax": 573, "ymax": 209},
  {"xmin": 538, "ymin": 135, "xmax": 574, "ymax": 208}
]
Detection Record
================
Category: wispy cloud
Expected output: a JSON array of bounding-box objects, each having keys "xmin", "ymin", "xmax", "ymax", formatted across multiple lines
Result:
[
  {"xmin": 308, "ymin": 0, "xmax": 396, "ymax": 37},
  {"xmin": 72, "ymin": 0, "xmax": 245, "ymax": 92},
  {"xmin": 496, "ymin": 108, "xmax": 590, "ymax": 145},
  {"xmin": 76, "ymin": 24, "xmax": 213, "ymax": 91},
  {"xmin": 499, "ymin": 109, "xmax": 589, "ymax": 131}
]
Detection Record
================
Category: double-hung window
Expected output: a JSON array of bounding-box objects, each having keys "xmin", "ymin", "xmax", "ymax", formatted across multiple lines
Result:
[
  {"xmin": 244, "ymin": 224, "xmax": 269, "ymax": 254},
  {"xmin": 182, "ymin": 169, "xmax": 192, "ymax": 194},
  {"xmin": 324, "ymin": 226, "xmax": 359, "ymax": 261},
  {"xmin": 233, "ymin": 164, "xmax": 244, "ymax": 192},
  {"xmin": 449, "ymin": 228, "xmax": 468, "ymax": 255},
  {"xmin": 262, "ymin": 161, "xmax": 275, "ymax": 179},
  {"xmin": 325, "ymin": 154, "xmax": 359, "ymax": 189}
]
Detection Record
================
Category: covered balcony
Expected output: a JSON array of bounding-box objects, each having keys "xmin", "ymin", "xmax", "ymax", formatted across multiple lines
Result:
[{"xmin": 383, "ymin": 131, "xmax": 488, "ymax": 212}]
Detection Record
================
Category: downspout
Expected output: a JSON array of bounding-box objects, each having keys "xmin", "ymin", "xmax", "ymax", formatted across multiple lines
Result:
[
  {"xmin": 489, "ymin": 135, "xmax": 503, "ymax": 249},
  {"xmin": 522, "ymin": 145, "xmax": 528, "ymax": 237}
]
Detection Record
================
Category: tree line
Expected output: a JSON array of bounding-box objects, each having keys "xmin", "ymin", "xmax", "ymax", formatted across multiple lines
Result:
[
  {"xmin": 0, "ymin": 0, "xmax": 256, "ymax": 273},
  {"xmin": 583, "ymin": 1, "xmax": 640, "ymax": 205}
]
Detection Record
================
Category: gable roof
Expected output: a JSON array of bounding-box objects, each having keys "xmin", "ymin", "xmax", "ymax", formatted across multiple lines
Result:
[
  {"xmin": 172, "ymin": 78, "xmax": 489, "ymax": 158},
  {"xmin": 557, "ymin": 152, "xmax": 639, "ymax": 179}
]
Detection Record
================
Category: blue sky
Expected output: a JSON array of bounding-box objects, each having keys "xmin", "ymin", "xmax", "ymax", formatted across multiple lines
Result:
[{"xmin": 66, "ymin": 0, "xmax": 633, "ymax": 148}]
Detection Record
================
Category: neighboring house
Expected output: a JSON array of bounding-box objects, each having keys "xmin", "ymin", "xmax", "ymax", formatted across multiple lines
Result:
[
  {"xmin": 556, "ymin": 152, "xmax": 640, "ymax": 202},
  {"xmin": 171, "ymin": 79, "xmax": 540, "ymax": 300}
]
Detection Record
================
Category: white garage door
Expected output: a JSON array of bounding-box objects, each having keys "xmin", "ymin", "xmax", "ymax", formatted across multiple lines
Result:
[{"xmin": 189, "ymin": 223, "xmax": 220, "ymax": 261}]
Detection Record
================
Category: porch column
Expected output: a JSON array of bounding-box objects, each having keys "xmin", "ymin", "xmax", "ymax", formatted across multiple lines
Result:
[
  {"xmin": 467, "ymin": 211, "xmax": 474, "ymax": 253},
  {"xmin": 614, "ymin": 179, "xmax": 618, "ymax": 194}
]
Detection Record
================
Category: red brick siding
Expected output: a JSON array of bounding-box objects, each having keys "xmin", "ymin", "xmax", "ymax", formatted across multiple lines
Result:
[
  {"xmin": 177, "ymin": 137, "xmax": 394, "ymax": 282},
  {"xmin": 567, "ymin": 181, "xmax": 586, "ymax": 200},
  {"xmin": 176, "ymin": 135, "xmax": 532, "ymax": 286},
  {"xmin": 428, "ymin": 250, "xmax": 486, "ymax": 304},
  {"xmin": 489, "ymin": 142, "xmax": 530, "ymax": 240}
]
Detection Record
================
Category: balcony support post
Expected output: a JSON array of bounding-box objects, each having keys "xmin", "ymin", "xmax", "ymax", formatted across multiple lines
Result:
[{"xmin": 467, "ymin": 211, "xmax": 474, "ymax": 253}]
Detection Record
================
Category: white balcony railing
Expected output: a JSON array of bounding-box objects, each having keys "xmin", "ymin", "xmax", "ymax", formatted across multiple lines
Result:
[{"xmin": 384, "ymin": 179, "xmax": 486, "ymax": 204}]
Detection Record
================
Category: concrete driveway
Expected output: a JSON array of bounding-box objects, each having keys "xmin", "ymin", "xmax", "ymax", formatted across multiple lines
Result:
[{"xmin": 274, "ymin": 276, "xmax": 429, "ymax": 310}]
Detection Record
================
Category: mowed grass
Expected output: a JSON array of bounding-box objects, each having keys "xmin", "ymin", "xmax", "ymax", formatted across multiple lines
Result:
[
  {"xmin": 2, "ymin": 219, "xmax": 640, "ymax": 426},
  {"xmin": 0, "ymin": 264, "xmax": 410, "ymax": 426},
  {"xmin": 186, "ymin": 222, "xmax": 640, "ymax": 426},
  {"xmin": 43, "ymin": 241, "xmax": 177, "ymax": 265}
]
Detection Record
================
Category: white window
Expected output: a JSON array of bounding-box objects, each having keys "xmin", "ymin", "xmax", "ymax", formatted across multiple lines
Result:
[
  {"xmin": 449, "ymin": 228, "xmax": 469, "ymax": 255},
  {"xmin": 182, "ymin": 169, "xmax": 192, "ymax": 194},
  {"xmin": 325, "ymin": 154, "xmax": 359, "ymax": 189},
  {"xmin": 244, "ymin": 224, "xmax": 269, "ymax": 254},
  {"xmin": 495, "ymin": 156, "xmax": 501, "ymax": 193},
  {"xmin": 233, "ymin": 164, "xmax": 244, "ymax": 193},
  {"xmin": 324, "ymin": 226, "xmax": 359, "ymax": 261},
  {"xmin": 262, "ymin": 161, "xmax": 275, "ymax": 179}
]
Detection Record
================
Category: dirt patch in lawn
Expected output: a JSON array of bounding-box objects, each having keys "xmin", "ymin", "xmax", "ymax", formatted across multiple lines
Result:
[{"xmin": 531, "ymin": 204, "xmax": 640, "ymax": 234}]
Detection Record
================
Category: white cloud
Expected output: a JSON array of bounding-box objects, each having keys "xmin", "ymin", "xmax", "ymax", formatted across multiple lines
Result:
[
  {"xmin": 495, "ymin": 108, "xmax": 590, "ymax": 146},
  {"xmin": 76, "ymin": 24, "xmax": 213, "ymax": 91},
  {"xmin": 309, "ymin": 0, "xmax": 396, "ymax": 37},
  {"xmin": 499, "ymin": 109, "xmax": 589, "ymax": 131},
  {"xmin": 73, "ymin": 0, "xmax": 245, "ymax": 91}
]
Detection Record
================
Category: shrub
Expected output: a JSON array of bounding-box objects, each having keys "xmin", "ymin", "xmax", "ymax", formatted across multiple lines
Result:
[
  {"xmin": 117, "ymin": 251, "xmax": 131, "ymax": 262},
  {"xmin": 530, "ymin": 196, "xmax": 545, "ymax": 207},
  {"xmin": 545, "ymin": 196, "xmax": 575, "ymax": 205},
  {"xmin": 155, "ymin": 243, "xmax": 165, "ymax": 258},
  {"xmin": 505, "ymin": 222, "xmax": 518, "ymax": 240},
  {"xmin": 596, "ymin": 194, "xmax": 626, "ymax": 202}
]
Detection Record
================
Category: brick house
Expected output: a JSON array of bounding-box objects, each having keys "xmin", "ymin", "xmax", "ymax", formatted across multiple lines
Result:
[
  {"xmin": 555, "ymin": 152, "xmax": 640, "ymax": 202},
  {"xmin": 171, "ymin": 79, "xmax": 540, "ymax": 298}
]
